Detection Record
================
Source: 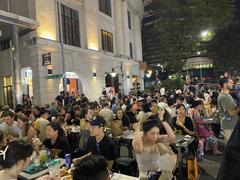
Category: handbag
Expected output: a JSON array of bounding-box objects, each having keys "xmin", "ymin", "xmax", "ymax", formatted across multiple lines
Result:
[{"xmin": 156, "ymin": 143, "xmax": 177, "ymax": 172}]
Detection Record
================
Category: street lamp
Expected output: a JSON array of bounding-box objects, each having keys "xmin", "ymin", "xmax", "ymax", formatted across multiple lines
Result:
[
  {"xmin": 201, "ymin": 30, "xmax": 209, "ymax": 38},
  {"xmin": 110, "ymin": 62, "xmax": 124, "ymax": 96}
]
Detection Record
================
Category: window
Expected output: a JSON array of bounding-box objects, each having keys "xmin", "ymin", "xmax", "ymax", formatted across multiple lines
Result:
[
  {"xmin": 59, "ymin": 4, "xmax": 80, "ymax": 47},
  {"xmin": 128, "ymin": 11, "xmax": 132, "ymax": 29},
  {"xmin": 3, "ymin": 76, "xmax": 13, "ymax": 108},
  {"xmin": 129, "ymin": 42, "xmax": 133, "ymax": 59},
  {"xmin": 101, "ymin": 30, "xmax": 113, "ymax": 52},
  {"xmin": 99, "ymin": 0, "xmax": 112, "ymax": 16},
  {"xmin": 0, "ymin": 39, "xmax": 10, "ymax": 51}
]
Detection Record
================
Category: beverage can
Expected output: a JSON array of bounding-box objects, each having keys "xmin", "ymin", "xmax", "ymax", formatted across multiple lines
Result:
[{"xmin": 65, "ymin": 153, "xmax": 71, "ymax": 169}]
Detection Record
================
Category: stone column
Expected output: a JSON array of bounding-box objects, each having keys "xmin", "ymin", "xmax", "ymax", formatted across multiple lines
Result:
[{"xmin": 11, "ymin": 25, "xmax": 22, "ymax": 105}]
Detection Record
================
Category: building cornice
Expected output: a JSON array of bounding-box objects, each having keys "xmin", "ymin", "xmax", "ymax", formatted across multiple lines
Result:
[{"xmin": 0, "ymin": 10, "xmax": 38, "ymax": 29}]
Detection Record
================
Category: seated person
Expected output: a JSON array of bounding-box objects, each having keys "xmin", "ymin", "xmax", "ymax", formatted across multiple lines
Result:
[
  {"xmin": 34, "ymin": 109, "xmax": 50, "ymax": 142},
  {"xmin": 132, "ymin": 118, "xmax": 176, "ymax": 179},
  {"xmin": 173, "ymin": 104, "xmax": 197, "ymax": 155},
  {"xmin": 172, "ymin": 104, "xmax": 195, "ymax": 136},
  {"xmin": 115, "ymin": 108, "xmax": 131, "ymax": 131},
  {"xmin": 17, "ymin": 114, "xmax": 37, "ymax": 145},
  {"xmin": 191, "ymin": 100, "xmax": 222, "ymax": 155},
  {"xmin": 76, "ymin": 116, "xmax": 117, "ymax": 170},
  {"xmin": 110, "ymin": 113, "xmax": 123, "ymax": 137},
  {"xmin": 0, "ymin": 140, "xmax": 33, "ymax": 179},
  {"xmin": 73, "ymin": 155, "xmax": 110, "ymax": 180},
  {"xmin": 0, "ymin": 110, "xmax": 20, "ymax": 138},
  {"xmin": 42, "ymin": 122, "xmax": 71, "ymax": 158},
  {"xmin": 0, "ymin": 130, "xmax": 7, "ymax": 150}
]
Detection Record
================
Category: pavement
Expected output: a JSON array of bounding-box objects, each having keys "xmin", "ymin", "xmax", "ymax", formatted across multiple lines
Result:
[{"xmin": 198, "ymin": 138, "xmax": 227, "ymax": 180}]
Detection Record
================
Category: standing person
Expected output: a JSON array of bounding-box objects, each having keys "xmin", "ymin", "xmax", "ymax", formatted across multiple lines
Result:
[
  {"xmin": 0, "ymin": 140, "xmax": 33, "ymax": 180},
  {"xmin": 217, "ymin": 120, "xmax": 240, "ymax": 180},
  {"xmin": 132, "ymin": 119, "xmax": 176, "ymax": 179},
  {"xmin": 0, "ymin": 110, "xmax": 20, "ymax": 138},
  {"xmin": 55, "ymin": 91, "xmax": 65, "ymax": 105},
  {"xmin": 217, "ymin": 78, "xmax": 240, "ymax": 140}
]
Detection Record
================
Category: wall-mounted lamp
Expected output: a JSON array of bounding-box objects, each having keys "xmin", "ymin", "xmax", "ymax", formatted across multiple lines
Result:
[
  {"xmin": 93, "ymin": 72, "xmax": 97, "ymax": 77},
  {"xmin": 47, "ymin": 69, "xmax": 53, "ymax": 75},
  {"xmin": 127, "ymin": 75, "xmax": 130, "ymax": 79},
  {"xmin": 110, "ymin": 68, "xmax": 117, "ymax": 77}
]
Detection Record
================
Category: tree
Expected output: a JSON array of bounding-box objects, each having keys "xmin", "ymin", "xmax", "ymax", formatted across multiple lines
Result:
[
  {"xmin": 207, "ymin": 21, "xmax": 240, "ymax": 72},
  {"xmin": 150, "ymin": 0, "xmax": 234, "ymax": 72},
  {"xmin": 161, "ymin": 74, "xmax": 184, "ymax": 91}
]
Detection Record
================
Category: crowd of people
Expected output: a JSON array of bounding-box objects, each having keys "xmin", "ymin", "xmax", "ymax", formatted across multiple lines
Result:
[{"xmin": 0, "ymin": 76, "xmax": 239, "ymax": 180}]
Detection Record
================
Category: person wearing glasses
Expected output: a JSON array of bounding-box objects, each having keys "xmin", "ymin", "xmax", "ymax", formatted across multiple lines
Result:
[
  {"xmin": 86, "ymin": 116, "xmax": 117, "ymax": 170},
  {"xmin": 0, "ymin": 140, "xmax": 33, "ymax": 180}
]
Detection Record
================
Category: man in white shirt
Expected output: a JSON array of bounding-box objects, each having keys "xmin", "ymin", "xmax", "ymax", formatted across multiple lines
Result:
[
  {"xmin": 0, "ymin": 110, "xmax": 20, "ymax": 137},
  {"xmin": 98, "ymin": 103, "xmax": 113, "ymax": 127},
  {"xmin": 34, "ymin": 109, "xmax": 50, "ymax": 142}
]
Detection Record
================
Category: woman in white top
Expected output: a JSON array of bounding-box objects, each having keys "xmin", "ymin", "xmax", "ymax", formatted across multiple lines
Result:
[{"xmin": 132, "ymin": 108, "xmax": 176, "ymax": 179}]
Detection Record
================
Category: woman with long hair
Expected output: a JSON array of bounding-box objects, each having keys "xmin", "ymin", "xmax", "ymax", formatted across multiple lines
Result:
[
  {"xmin": 0, "ymin": 140, "xmax": 33, "ymax": 180},
  {"xmin": 115, "ymin": 108, "xmax": 131, "ymax": 130},
  {"xmin": 43, "ymin": 122, "xmax": 71, "ymax": 158},
  {"xmin": 17, "ymin": 114, "xmax": 37, "ymax": 145},
  {"xmin": 191, "ymin": 100, "xmax": 222, "ymax": 155}
]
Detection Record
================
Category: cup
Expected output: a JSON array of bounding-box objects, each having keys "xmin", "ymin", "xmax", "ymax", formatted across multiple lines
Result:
[
  {"xmin": 39, "ymin": 150, "xmax": 47, "ymax": 164},
  {"xmin": 33, "ymin": 156, "xmax": 40, "ymax": 168}
]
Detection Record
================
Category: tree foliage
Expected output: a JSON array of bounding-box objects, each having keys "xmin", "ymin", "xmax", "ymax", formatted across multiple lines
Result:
[
  {"xmin": 161, "ymin": 74, "xmax": 184, "ymax": 91},
  {"xmin": 150, "ymin": 0, "xmax": 235, "ymax": 72},
  {"xmin": 207, "ymin": 21, "xmax": 240, "ymax": 71}
]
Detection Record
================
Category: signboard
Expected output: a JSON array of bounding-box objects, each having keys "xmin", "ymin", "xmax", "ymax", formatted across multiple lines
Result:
[
  {"xmin": 65, "ymin": 72, "xmax": 79, "ymax": 79},
  {"xmin": 46, "ymin": 74, "xmax": 62, "ymax": 79},
  {"xmin": 42, "ymin": 52, "xmax": 52, "ymax": 66}
]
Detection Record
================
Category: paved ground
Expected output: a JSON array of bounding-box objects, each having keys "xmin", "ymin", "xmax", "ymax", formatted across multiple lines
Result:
[{"xmin": 198, "ymin": 138, "xmax": 227, "ymax": 180}]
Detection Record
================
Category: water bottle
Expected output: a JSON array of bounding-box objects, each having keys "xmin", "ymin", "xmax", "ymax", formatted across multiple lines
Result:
[
  {"xmin": 46, "ymin": 148, "xmax": 51, "ymax": 165},
  {"xmin": 65, "ymin": 153, "xmax": 71, "ymax": 169}
]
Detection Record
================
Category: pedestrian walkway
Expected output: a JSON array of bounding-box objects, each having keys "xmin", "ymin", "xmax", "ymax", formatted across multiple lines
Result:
[{"xmin": 199, "ymin": 138, "xmax": 227, "ymax": 179}]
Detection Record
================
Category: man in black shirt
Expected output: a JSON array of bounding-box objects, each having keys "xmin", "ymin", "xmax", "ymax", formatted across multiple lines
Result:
[{"xmin": 86, "ymin": 116, "xmax": 117, "ymax": 170}]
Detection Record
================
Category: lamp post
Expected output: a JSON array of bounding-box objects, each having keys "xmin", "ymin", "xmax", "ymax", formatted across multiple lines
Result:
[
  {"xmin": 58, "ymin": 0, "xmax": 67, "ymax": 94},
  {"xmin": 110, "ymin": 62, "xmax": 124, "ymax": 96}
]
